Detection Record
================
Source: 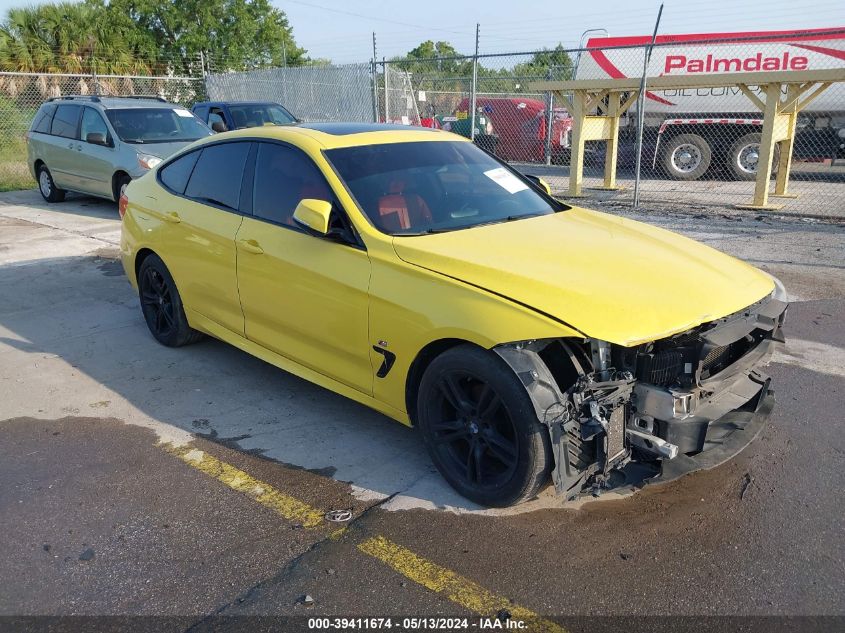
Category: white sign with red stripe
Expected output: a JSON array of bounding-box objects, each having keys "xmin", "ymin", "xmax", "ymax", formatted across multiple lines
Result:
[{"xmin": 576, "ymin": 28, "xmax": 845, "ymax": 115}]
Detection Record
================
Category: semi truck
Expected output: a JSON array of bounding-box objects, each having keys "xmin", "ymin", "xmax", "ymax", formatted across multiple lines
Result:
[{"xmin": 576, "ymin": 28, "xmax": 845, "ymax": 180}]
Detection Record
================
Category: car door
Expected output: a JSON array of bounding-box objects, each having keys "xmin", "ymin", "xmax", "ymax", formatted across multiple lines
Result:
[
  {"xmin": 235, "ymin": 141, "xmax": 373, "ymax": 394},
  {"xmin": 46, "ymin": 103, "xmax": 82, "ymax": 190},
  {"xmin": 154, "ymin": 141, "xmax": 251, "ymax": 336},
  {"xmin": 74, "ymin": 106, "xmax": 116, "ymax": 198}
]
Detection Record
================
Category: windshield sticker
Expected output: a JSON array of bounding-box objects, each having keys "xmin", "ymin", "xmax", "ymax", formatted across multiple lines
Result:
[
  {"xmin": 174, "ymin": 109, "xmax": 194, "ymax": 117},
  {"xmin": 483, "ymin": 167, "xmax": 529, "ymax": 194}
]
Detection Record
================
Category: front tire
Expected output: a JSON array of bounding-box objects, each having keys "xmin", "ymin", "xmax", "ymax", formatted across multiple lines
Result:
[
  {"xmin": 417, "ymin": 345, "xmax": 552, "ymax": 507},
  {"xmin": 661, "ymin": 133, "xmax": 711, "ymax": 181},
  {"xmin": 138, "ymin": 254, "xmax": 204, "ymax": 347},
  {"xmin": 37, "ymin": 165, "xmax": 66, "ymax": 203}
]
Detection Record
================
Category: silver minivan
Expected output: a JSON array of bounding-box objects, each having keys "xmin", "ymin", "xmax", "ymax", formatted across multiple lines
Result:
[{"xmin": 27, "ymin": 95, "xmax": 212, "ymax": 203}]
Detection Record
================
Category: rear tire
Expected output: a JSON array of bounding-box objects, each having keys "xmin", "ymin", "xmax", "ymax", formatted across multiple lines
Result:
[
  {"xmin": 661, "ymin": 133, "xmax": 711, "ymax": 181},
  {"xmin": 138, "ymin": 254, "xmax": 204, "ymax": 347},
  {"xmin": 417, "ymin": 345, "xmax": 552, "ymax": 507},
  {"xmin": 37, "ymin": 165, "xmax": 66, "ymax": 203},
  {"xmin": 728, "ymin": 133, "xmax": 780, "ymax": 181}
]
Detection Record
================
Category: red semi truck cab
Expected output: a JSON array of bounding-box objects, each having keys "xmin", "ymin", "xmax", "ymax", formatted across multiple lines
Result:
[{"xmin": 578, "ymin": 28, "xmax": 845, "ymax": 180}]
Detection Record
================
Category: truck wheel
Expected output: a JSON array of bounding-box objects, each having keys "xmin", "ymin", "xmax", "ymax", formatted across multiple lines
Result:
[
  {"xmin": 661, "ymin": 133, "xmax": 711, "ymax": 181},
  {"xmin": 416, "ymin": 345, "xmax": 553, "ymax": 507},
  {"xmin": 728, "ymin": 133, "xmax": 780, "ymax": 181}
]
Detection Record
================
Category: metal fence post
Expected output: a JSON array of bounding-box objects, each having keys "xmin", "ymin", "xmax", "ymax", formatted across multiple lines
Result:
[
  {"xmin": 633, "ymin": 4, "xmax": 663, "ymax": 209},
  {"xmin": 470, "ymin": 23, "xmax": 479, "ymax": 141},
  {"xmin": 372, "ymin": 33, "xmax": 379, "ymax": 122},
  {"xmin": 544, "ymin": 67, "xmax": 554, "ymax": 165},
  {"xmin": 383, "ymin": 57, "xmax": 389, "ymax": 122}
]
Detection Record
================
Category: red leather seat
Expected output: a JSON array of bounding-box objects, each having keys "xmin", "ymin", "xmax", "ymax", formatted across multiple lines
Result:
[{"xmin": 377, "ymin": 180, "xmax": 432, "ymax": 231}]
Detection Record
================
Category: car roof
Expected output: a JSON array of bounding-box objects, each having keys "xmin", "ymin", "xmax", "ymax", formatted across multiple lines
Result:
[
  {"xmin": 200, "ymin": 122, "xmax": 461, "ymax": 149},
  {"xmin": 194, "ymin": 101, "xmax": 283, "ymax": 107},
  {"xmin": 47, "ymin": 96, "xmax": 185, "ymax": 110}
]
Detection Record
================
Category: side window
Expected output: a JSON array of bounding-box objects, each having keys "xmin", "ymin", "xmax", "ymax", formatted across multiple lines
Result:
[
  {"xmin": 159, "ymin": 151, "xmax": 200, "ymax": 195},
  {"xmin": 31, "ymin": 104, "xmax": 57, "ymax": 134},
  {"xmin": 80, "ymin": 107, "xmax": 109, "ymax": 143},
  {"xmin": 184, "ymin": 142, "xmax": 250, "ymax": 210},
  {"xmin": 193, "ymin": 106, "xmax": 209, "ymax": 122},
  {"xmin": 252, "ymin": 142, "xmax": 333, "ymax": 226},
  {"xmin": 50, "ymin": 104, "xmax": 81, "ymax": 139}
]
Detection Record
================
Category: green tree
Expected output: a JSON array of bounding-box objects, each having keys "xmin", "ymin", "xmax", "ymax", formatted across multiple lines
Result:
[
  {"xmin": 511, "ymin": 44, "xmax": 574, "ymax": 85},
  {"xmin": 102, "ymin": 0, "xmax": 306, "ymax": 73},
  {"xmin": 0, "ymin": 1, "xmax": 152, "ymax": 74}
]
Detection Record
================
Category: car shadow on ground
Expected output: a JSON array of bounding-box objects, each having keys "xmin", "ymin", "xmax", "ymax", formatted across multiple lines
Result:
[
  {"xmin": 0, "ymin": 189, "xmax": 119, "ymax": 221},
  {"xmin": 0, "ymin": 251, "xmax": 495, "ymax": 513}
]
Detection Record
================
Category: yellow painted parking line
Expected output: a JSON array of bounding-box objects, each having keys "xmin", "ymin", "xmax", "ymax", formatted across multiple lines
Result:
[
  {"xmin": 163, "ymin": 444, "xmax": 324, "ymax": 528},
  {"xmin": 358, "ymin": 536, "xmax": 566, "ymax": 633}
]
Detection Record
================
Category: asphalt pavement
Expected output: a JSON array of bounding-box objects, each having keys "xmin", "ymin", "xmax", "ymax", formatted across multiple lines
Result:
[{"xmin": 0, "ymin": 189, "xmax": 843, "ymax": 631}]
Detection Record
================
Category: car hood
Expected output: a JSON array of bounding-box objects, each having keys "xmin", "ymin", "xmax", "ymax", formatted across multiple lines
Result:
[{"xmin": 391, "ymin": 207, "xmax": 775, "ymax": 346}]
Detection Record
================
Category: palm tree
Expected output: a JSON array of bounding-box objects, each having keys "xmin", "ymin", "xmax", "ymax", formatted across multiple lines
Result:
[{"xmin": 0, "ymin": 2, "xmax": 153, "ymax": 76}]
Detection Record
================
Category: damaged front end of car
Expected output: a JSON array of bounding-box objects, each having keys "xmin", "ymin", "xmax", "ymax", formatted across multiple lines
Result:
[{"xmin": 494, "ymin": 286, "xmax": 788, "ymax": 499}]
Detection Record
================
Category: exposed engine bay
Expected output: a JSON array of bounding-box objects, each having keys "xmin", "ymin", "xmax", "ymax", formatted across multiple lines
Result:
[{"xmin": 495, "ymin": 289, "xmax": 788, "ymax": 498}]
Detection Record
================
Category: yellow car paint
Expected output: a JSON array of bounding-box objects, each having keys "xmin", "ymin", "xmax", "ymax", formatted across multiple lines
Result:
[
  {"xmin": 392, "ymin": 207, "xmax": 774, "ymax": 347},
  {"xmin": 121, "ymin": 124, "xmax": 775, "ymax": 426}
]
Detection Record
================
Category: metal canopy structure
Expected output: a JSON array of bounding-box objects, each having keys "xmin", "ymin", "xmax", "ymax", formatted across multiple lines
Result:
[{"xmin": 530, "ymin": 68, "xmax": 845, "ymax": 209}]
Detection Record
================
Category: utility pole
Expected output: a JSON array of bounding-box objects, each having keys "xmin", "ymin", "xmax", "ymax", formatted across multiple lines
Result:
[
  {"xmin": 470, "ymin": 23, "xmax": 480, "ymax": 141},
  {"xmin": 372, "ymin": 32, "xmax": 379, "ymax": 122}
]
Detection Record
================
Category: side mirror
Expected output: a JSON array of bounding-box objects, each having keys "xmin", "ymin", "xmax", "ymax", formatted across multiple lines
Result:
[
  {"xmin": 524, "ymin": 174, "xmax": 552, "ymax": 196},
  {"xmin": 293, "ymin": 198, "xmax": 332, "ymax": 236},
  {"xmin": 211, "ymin": 121, "xmax": 227, "ymax": 133},
  {"xmin": 87, "ymin": 132, "xmax": 108, "ymax": 146}
]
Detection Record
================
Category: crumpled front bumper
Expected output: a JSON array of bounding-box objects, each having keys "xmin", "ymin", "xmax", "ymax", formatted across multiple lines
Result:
[{"xmin": 614, "ymin": 374, "xmax": 774, "ymax": 491}]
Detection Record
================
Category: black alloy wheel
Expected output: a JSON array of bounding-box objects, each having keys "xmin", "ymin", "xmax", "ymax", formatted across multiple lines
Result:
[
  {"xmin": 137, "ymin": 254, "xmax": 204, "ymax": 347},
  {"xmin": 140, "ymin": 266, "xmax": 176, "ymax": 339},
  {"xmin": 429, "ymin": 370, "xmax": 520, "ymax": 489},
  {"xmin": 417, "ymin": 345, "xmax": 552, "ymax": 507}
]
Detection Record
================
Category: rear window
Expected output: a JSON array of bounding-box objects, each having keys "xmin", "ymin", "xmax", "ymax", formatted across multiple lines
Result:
[
  {"xmin": 184, "ymin": 142, "xmax": 251, "ymax": 210},
  {"xmin": 159, "ymin": 151, "xmax": 200, "ymax": 195},
  {"xmin": 50, "ymin": 104, "xmax": 81, "ymax": 139},
  {"xmin": 31, "ymin": 104, "xmax": 57, "ymax": 134}
]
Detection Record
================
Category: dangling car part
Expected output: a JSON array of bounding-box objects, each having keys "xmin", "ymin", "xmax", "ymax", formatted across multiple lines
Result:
[{"xmin": 495, "ymin": 285, "xmax": 787, "ymax": 499}]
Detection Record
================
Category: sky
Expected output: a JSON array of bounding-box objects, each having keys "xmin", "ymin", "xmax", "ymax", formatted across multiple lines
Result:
[{"xmin": 1, "ymin": 0, "xmax": 844, "ymax": 64}]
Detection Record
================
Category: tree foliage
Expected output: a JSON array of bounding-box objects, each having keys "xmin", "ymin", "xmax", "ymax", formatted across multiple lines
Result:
[
  {"xmin": 511, "ymin": 45, "xmax": 574, "ymax": 82},
  {"xmin": 103, "ymin": 0, "xmax": 306, "ymax": 72},
  {"xmin": 0, "ymin": 1, "xmax": 154, "ymax": 73},
  {"xmin": 0, "ymin": 0, "xmax": 306, "ymax": 74}
]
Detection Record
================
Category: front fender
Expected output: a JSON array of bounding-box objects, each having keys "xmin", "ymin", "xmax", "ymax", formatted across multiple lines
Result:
[{"xmin": 368, "ymin": 256, "xmax": 581, "ymax": 415}]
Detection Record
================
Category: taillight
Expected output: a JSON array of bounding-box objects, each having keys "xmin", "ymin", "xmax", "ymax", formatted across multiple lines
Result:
[{"xmin": 119, "ymin": 192, "xmax": 128, "ymax": 219}]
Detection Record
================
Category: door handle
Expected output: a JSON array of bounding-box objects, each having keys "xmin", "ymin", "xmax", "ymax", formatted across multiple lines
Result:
[
  {"xmin": 237, "ymin": 239, "xmax": 264, "ymax": 254},
  {"xmin": 161, "ymin": 212, "xmax": 181, "ymax": 224}
]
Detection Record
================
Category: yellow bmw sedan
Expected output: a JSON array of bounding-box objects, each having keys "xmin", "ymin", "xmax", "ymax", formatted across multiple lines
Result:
[{"xmin": 120, "ymin": 123, "xmax": 787, "ymax": 507}]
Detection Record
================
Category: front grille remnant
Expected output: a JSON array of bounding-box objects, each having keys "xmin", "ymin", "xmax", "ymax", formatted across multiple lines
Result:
[
  {"xmin": 636, "ymin": 349, "xmax": 684, "ymax": 386},
  {"xmin": 702, "ymin": 344, "xmax": 731, "ymax": 371}
]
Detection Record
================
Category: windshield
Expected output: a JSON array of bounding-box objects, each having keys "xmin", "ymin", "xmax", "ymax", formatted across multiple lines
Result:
[
  {"xmin": 325, "ymin": 141, "xmax": 562, "ymax": 235},
  {"xmin": 106, "ymin": 108, "xmax": 212, "ymax": 144},
  {"xmin": 228, "ymin": 104, "xmax": 297, "ymax": 127}
]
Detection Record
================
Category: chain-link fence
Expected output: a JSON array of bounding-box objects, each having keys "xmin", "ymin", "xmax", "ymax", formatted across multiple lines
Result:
[
  {"xmin": 206, "ymin": 62, "xmax": 375, "ymax": 123},
  {"xmin": 380, "ymin": 30, "xmax": 845, "ymax": 219},
  {"xmin": 1, "ymin": 31, "xmax": 843, "ymax": 219},
  {"xmin": 0, "ymin": 71, "xmax": 205, "ymax": 191}
]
